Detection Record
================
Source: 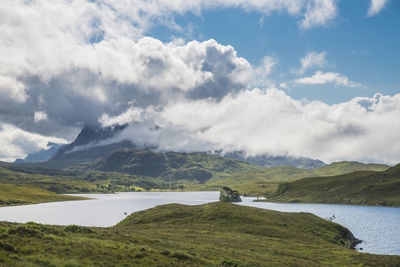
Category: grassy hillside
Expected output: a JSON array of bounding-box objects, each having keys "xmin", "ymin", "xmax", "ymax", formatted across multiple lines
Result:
[
  {"xmin": 200, "ymin": 161, "xmax": 390, "ymax": 196},
  {"xmin": 0, "ymin": 183, "xmax": 87, "ymax": 206},
  {"xmin": 0, "ymin": 165, "xmax": 179, "ymax": 196},
  {"xmin": 72, "ymin": 149, "xmax": 257, "ymax": 183},
  {"xmin": 1, "ymin": 202, "xmax": 399, "ymax": 266},
  {"xmin": 265, "ymin": 163, "xmax": 400, "ymax": 206}
]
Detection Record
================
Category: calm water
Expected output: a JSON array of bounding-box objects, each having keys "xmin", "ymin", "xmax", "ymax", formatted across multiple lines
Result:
[{"xmin": 0, "ymin": 191, "xmax": 398, "ymax": 255}]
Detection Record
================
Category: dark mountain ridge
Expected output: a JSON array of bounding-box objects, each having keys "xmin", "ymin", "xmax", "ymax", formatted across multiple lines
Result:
[{"xmin": 14, "ymin": 142, "xmax": 62, "ymax": 163}]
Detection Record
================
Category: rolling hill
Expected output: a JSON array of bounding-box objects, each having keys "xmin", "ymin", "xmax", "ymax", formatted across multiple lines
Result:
[
  {"xmin": 1, "ymin": 202, "xmax": 399, "ymax": 266},
  {"xmin": 0, "ymin": 183, "xmax": 87, "ymax": 206},
  {"xmin": 193, "ymin": 161, "xmax": 390, "ymax": 196},
  {"xmin": 265, "ymin": 163, "xmax": 400, "ymax": 206}
]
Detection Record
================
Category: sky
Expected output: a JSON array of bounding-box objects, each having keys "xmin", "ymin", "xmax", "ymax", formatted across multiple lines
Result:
[{"xmin": 0, "ymin": 0, "xmax": 399, "ymax": 164}]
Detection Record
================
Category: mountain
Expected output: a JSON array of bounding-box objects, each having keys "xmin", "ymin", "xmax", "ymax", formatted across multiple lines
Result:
[
  {"xmin": 265, "ymin": 163, "xmax": 400, "ymax": 206},
  {"xmin": 53, "ymin": 124, "xmax": 132, "ymax": 160},
  {"xmin": 14, "ymin": 142, "xmax": 62, "ymax": 163},
  {"xmin": 71, "ymin": 148, "xmax": 257, "ymax": 183},
  {"xmin": 219, "ymin": 151, "xmax": 326, "ymax": 169},
  {"xmin": 51, "ymin": 124, "xmax": 327, "ymax": 169}
]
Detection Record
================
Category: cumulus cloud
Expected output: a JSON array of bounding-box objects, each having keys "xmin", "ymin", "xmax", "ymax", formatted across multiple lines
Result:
[
  {"xmin": 367, "ymin": 0, "xmax": 389, "ymax": 17},
  {"xmin": 0, "ymin": 76, "xmax": 27, "ymax": 103},
  {"xmin": 0, "ymin": 0, "xmax": 339, "ymax": 137},
  {"xmin": 0, "ymin": 123, "xmax": 67, "ymax": 162},
  {"xmin": 294, "ymin": 71, "xmax": 362, "ymax": 87},
  {"xmin": 0, "ymin": 35, "xmax": 251, "ymax": 138},
  {"xmin": 298, "ymin": 51, "xmax": 327, "ymax": 74},
  {"xmin": 104, "ymin": 88, "xmax": 400, "ymax": 164},
  {"xmin": 300, "ymin": 0, "xmax": 337, "ymax": 29}
]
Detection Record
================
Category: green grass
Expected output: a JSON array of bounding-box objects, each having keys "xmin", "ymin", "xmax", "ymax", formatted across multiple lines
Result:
[
  {"xmin": 265, "ymin": 163, "xmax": 400, "ymax": 206},
  {"xmin": 1, "ymin": 202, "xmax": 399, "ymax": 266},
  {"xmin": 0, "ymin": 183, "xmax": 87, "ymax": 206},
  {"xmin": 199, "ymin": 161, "xmax": 390, "ymax": 196}
]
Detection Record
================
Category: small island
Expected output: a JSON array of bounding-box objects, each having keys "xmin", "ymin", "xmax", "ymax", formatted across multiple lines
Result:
[{"xmin": 219, "ymin": 186, "xmax": 242, "ymax": 202}]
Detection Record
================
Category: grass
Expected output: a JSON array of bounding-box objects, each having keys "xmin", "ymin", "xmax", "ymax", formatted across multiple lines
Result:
[
  {"xmin": 0, "ymin": 202, "xmax": 399, "ymax": 266},
  {"xmin": 0, "ymin": 183, "xmax": 87, "ymax": 206},
  {"xmin": 264, "ymin": 163, "xmax": 400, "ymax": 206},
  {"xmin": 198, "ymin": 161, "xmax": 390, "ymax": 196}
]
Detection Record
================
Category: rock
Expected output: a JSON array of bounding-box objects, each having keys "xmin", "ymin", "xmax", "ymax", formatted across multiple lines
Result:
[{"xmin": 219, "ymin": 187, "xmax": 241, "ymax": 202}]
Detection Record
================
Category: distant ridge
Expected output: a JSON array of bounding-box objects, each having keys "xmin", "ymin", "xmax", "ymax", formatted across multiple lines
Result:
[
  {"xmin": 14, "ymin": 142, "xmax": 62, "ymax": 163},
  {"xmin": 218, "ymin": 151, "xmax": 325, "ymax": 169}
]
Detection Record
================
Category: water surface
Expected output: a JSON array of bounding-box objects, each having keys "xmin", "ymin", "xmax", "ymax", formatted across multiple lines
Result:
[{"xmin": 0, "ymin": 192, "xmax": 398, "ymax": 255}]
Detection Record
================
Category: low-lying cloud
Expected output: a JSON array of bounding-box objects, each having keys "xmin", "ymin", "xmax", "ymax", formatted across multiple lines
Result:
[
  {"xmin": 101, "ymin": 88, "xmax": 400, "ymax": 165},
  {"xmin": 0, "ymin": 123, "xmax": 67, "ymax": 162}
]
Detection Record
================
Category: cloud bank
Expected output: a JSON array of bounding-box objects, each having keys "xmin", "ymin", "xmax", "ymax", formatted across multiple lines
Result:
[{"xmin": 101, "ymin": 88, "xmax": 400, "ymax": 164}]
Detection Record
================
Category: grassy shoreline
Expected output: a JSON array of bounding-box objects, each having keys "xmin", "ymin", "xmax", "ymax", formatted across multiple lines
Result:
[{"xmin": 0, "ymin": 183, "xmax": 88, "ymax": 207}]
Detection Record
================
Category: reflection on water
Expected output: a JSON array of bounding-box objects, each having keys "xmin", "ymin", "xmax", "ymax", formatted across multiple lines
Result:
[{"xmin": 0, "ymin": 191, "xmax": 398, "ymax": 255}]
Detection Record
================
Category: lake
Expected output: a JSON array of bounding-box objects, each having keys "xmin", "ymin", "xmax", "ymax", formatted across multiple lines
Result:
[{"xmin": 0, "ymin": 191, "xmax": 398, "ymax": 255}]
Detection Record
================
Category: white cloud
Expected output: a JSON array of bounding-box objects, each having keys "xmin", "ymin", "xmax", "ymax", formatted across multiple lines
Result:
[
  {"xmin": 300, "ymin": 0, "xmax": 337, "ymax": 29},
  {"xmin": 294, "ymin": 71, "xmax": 362, "ymax": 87},
  {"xmin": 279, "ymin": 83, "xmax": 288, "ymax": 89},
  {"xmin": 0, "ymin": 0, "xmax": 339, "ymax": 138},
  {"xmin": 34, "ymin": 111, "xmax": 49, "ymax": 122},
  {"xmin": 299, "ymin": 51, "xmax": 327, "ymax": 74},
  {"xmin": 99, "ymin": 106, "xmax": 144, "ymax": 127},
  {"xmin": 0, "ymin": 123, "xmax": 67, "ymax": 162},
  {"xmin": 106, "ymin": 88, "xmax": 400, "ymax": 164},
  {"xmin": 0, "ymin": 34, "xmax": 252, "ymax": 136},
  {"xmin": 0, "ymin": 75, "xmax": 27, "ymax": 103},
  {"xmin": 367, "ymin": 0, "xmax": 388, "ymax": 17},
  {"xmin": 252, "ymin": 56, "xmax": 277, "ymax": 87}
]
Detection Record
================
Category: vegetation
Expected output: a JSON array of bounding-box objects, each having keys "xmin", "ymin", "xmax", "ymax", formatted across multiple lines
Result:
[
  {"xmin": 1, "ymin": 202, "xmax": 399, "ymax": 266},
  {"xmin": 199, "ymin": 161, "xmax": 390, "ymax": 196},
  {"xmin": 0, "ymin": 183, "xmax": 87, "ymax": 206},
  {"xmin": 264, "ymin": 163, "xmax": 400, "ymax": 206},
  {"xmin": 219, "ymin": 186, "xmax": 241, "ymax": 202},
  {"xmin": 70, "ymin": 149, "xmax": 257, "ymax": 183}
]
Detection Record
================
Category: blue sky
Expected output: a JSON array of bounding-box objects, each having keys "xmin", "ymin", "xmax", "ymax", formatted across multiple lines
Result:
[{"xmin": 150, "ymin": 1, "xmax": 400, "ymax": 104}]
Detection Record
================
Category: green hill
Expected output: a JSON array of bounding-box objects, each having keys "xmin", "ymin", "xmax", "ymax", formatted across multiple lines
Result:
[
  {"xmin": 265, "ymin": 163, "xmax": 400, "ymax": 206},
  {"xmin": 200, "ymin": 161, "xmax": 389, "ymax": 196},
  {"xmin": 0, "ymin": 165, "xmax": 179, "ymax": 199},
  {"xmin": 0, "ymin": 183, "xmax": 87, "ymax": 206},
  {"xmin": 72, "ymin": 149, "xmax": 257, "ymax": 183},
  {"xmin": 1, "ymin": 202, "xmax": 399, "ymax": 266}
]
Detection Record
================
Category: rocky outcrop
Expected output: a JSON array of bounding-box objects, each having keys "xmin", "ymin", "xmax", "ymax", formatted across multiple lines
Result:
[{"xmin": 219, "ymin": 186, "xmax": 241, "ymax": 202}]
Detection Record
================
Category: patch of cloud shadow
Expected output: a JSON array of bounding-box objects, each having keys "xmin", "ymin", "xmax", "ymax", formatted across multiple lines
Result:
[{"xmin": 356, "ymin": 94, "xmax": 381, "ymax": 112}]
